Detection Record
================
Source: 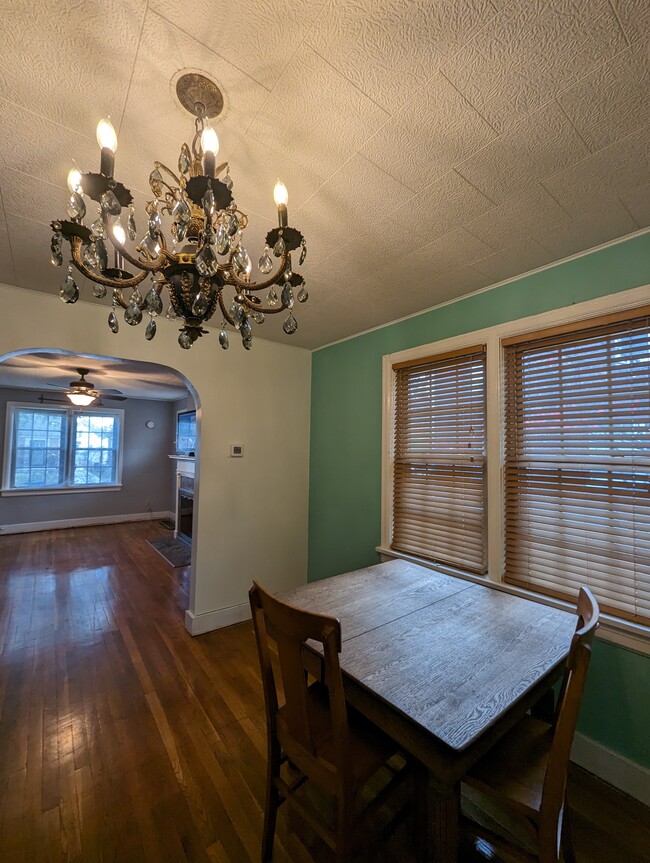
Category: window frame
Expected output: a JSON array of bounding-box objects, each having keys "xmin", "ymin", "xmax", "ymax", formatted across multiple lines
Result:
[
  {"xmin": 381, "ymin": 283, "xmax": 650, "ymax": 652},
  {"xmin": 2, "ymin": 401, "xmax": 125, "ymax": 495}
]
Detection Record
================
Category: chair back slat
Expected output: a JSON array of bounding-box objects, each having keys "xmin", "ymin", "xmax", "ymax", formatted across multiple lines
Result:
[
  {"xmin": 249, "ymin": 582, "xmax": 348, "ymax": 764},
  {"xmin": 539, "ymin": 586, "xmax": 599, "ymax": 858}
]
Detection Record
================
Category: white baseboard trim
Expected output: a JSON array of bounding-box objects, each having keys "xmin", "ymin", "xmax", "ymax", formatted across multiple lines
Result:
[
  {"xmin": 185, "ymin": 602, "xmax": 251, "ymax": 636},
  {"xmin": 0, "ymin": 511, "xmax": 174, "ymax": 535},
  {"xmin": 571, "ymin": 732, "xmax": 650, "ymax": 806}
]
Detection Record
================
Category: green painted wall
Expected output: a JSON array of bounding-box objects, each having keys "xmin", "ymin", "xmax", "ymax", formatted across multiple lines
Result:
[{"xmin": 308, "ymin": 231, "xmax": 650, "ymax": 769}]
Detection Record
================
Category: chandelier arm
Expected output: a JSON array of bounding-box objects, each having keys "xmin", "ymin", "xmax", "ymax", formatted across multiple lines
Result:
[
  {"xmin": 153, "ymin": 160, "xmax": 182, "ymax": 189},
  {"xmin": 218, "ymin": 291, "xmax": 236, "ymax": 326},
  {"xmin": 101, "ymin": 211, "xmax": 169, "ymax": 272},
  {"xmin": 69, "ymin": 237, "xmax": 150, "ymax": 289},
  {"xmin": 222, "ymin": 254, "xmax": 290, "ymax": 293}
]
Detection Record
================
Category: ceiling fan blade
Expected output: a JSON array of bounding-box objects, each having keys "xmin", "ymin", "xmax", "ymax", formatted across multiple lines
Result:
[
  {"xmin": 99, "ymin": 388, "xmax": 124, "ymax": 396},
  {"xmin": 99, "ymin": 394, "xmax": 127, "ymax": 401}
]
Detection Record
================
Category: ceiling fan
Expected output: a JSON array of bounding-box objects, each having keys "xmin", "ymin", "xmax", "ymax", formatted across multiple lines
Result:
[{"xmin": 40, "ymin": 368, "xmax": 127, "ymax": 406}]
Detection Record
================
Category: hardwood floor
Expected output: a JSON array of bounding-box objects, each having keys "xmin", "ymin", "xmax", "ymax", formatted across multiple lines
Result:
[{"xmin": 0, "ymin": 522, "xmax": 648, "ymax": 862}]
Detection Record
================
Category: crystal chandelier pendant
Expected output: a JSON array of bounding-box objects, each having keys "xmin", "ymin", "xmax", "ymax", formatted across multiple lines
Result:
[
  {"xmin": 50, "ymin": 235, "xmax": 63, "ymax": 267},
  {"xmin": 252, "ymin": 309, "xmax": 265, "ymax": 325},
  {"xmin": 95, "ymin": 237, "xmax": 108, "ymax": 271},
  {"xmin": 91, "ymin": 214, "xmax": 107, "ymax": 239},
  {"xmin": 267, "ymin": 287, "xmax": 279, "ymax": 307},
  {"xmin": 149, "ymin": 169, "xmax": 163, "ymax": 197},
  {"xmin": 240, "ymin": 316, "xmax": 252, "ymax": 341},
  {"xmin": 273, "ymin": 234, "xmax": 286, "ymax": 257},
  {"xmin": 144, "ymin": 287, "xmax": 163, "ymax": 316},
  {"xmin": 192, "ymin": 291, "xmax": 209, "ymax": 317},
  {"xmin": 93, "ymin": 284, "xmax": 108, "ymax": 299},
  {"xmin": 229, "ymin": 301, "xmax": 244, "ymax": 328},
  {"xmin": 227, "ymin": 213, "xmax": 239, "ymax": 237},
  {"xmin": 195, "ymin": 241, "xmax": 219, "ymax": 276},
  {"xmin": 219, "ymin": 328, "xmax": 229, "ymax": 350},
  {"xmin": 178, "ymin": 330, "xmax": 194, "ymax": 349},
  {"xmin": 124, "ymin": 303, "xmax": 143, "ymax": 326},
  {"xmin": 108, "ymin": 310, "xmax": 119, "ymax": 333},
  {"xmin": 127, "ymin": 206, "xmax": 137, "ymax": 241},
  {"xmin": 130, "ymin": 288, "xmax": 143, "ymax": 305},
  {"xmin": 281, "ymin": 284, "xmax": 294, "ymax": 309},
  {"xmin": 166, "ymin": 304, "xmax": 178, "ymax": 321},
  {"xmin": 100, "ymin": 189, "xmax": 121, "ymax": 215},
  {"xmin": 297, "ymin": 285, "xmax": 309, "ymax": 303},
  {"xmin": 60, "ymin": 267, "xmax": 79, "ymax": 303},
  {"xmin": 67, "ymin": 191, "xmax": 86, "ymax": 221},
  {"xmin": 148, "ymin": 208, "xmax": 162, "ymax": 238},
  {"xmin": 282, "ymin": 312, "xmax": 298, "ymax": 335},
  {"xmin": 216, "ymin": 224, "xmax": 230, "ymax": 255},
  {"xmin": 202, "ymin": 183, "xmax": 215, "ymax": 217},
  {"xmin": 145, "ymin": 318, "xmax": 157, "ymax": 340},
  {"xmin": 83, "ymin": 242, "xmax": 99, "ymax": 270},
  {"xmin": 140, "ymin": 233, "xmax": 161, "ymax": 258},
  {"xmin": 178, "ymin": 143, "xmax": 191, "ymax": 175},
  {"xmin": 258, "ymin": 247, "xmax": 273, "ymax": 274},
  {"xmin": 299, "ymin": 241, "xmax": 307, "ymax": 265},
  {"xmin": 233, "ymin": 246, "xmax": 252, "ymax": 277}
]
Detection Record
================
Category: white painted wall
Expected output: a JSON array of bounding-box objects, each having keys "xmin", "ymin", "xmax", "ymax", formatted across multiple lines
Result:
[{"xmin": 0, "ymin": 282, "xmax": 312, "ymax": 634}]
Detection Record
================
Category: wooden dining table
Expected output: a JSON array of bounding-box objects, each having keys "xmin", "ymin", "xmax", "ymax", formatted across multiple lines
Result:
[{"xmin": 280, "ymin": 558, "xmax": 577, "ymax": 863}]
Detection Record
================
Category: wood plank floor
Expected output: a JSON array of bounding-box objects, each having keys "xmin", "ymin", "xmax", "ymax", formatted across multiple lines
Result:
[{"xmin": 0, "ymin": 522, "xmax": 648, "ymax": 862}]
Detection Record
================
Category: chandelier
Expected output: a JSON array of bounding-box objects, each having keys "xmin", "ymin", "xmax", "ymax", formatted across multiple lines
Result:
[{"xmin": 49, "ymin": 74, "xmax": 308, "ymax": 351}]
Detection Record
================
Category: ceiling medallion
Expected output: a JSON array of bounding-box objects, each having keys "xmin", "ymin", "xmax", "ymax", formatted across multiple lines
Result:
[{"xmin": 50, "ymin": 73, "xmax": 308, "ymax": 351}]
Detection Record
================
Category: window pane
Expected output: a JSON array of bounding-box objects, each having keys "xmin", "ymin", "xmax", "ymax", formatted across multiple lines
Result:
[
  {"xmin": 10, "ymin": 408, "xmax": 67, "ymax": 489},
  {"xmin": 71, "ymin": 412, "xmax": 119, "ymax": 486}
]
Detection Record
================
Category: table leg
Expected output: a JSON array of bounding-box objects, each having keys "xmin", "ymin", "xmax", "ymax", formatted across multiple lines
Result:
[{"xmin": 425, "ymin": 778, "xmax": 460, "ymax": 863}]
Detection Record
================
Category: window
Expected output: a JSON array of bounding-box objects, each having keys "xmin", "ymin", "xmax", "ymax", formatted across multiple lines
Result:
[
  {"xmin": 384, "ymin": 290, "xmax": 650, "ymax": 639},
  {"xmin": 391, "ymin": 346, "xmax": 487, "ymax": 574},
  {"xmin": 3, "ymin": 404, "xmax": 123, "ymax": 492},
  {"xmin": 503, "ymin": 310, "xmax": 650, "ymax": 626}
]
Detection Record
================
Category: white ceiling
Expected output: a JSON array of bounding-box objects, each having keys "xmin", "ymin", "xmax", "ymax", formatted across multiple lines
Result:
[
  {"xmin": 0, "ymin": 352, "xmax": 190, "ymax": 401},
  {"xmin": 0, "ymin": 0, "xmax": 649, "ymax": 350}
]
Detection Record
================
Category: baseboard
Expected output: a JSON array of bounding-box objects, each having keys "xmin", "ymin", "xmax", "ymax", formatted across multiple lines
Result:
[
  {"xmin": 571, "ymin": 732, "xmax": 650, "ymax": 806},
  {"xmin": 0, "ymin": 511, "xmax": 174, "ymax": 535},
  {"xmin": 185, "ymin": 602, "xmax": 251, "ymax": 636}
]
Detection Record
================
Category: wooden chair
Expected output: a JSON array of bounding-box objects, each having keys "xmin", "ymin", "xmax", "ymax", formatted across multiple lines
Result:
[
  {"xmin": 249, "ymin": 581, "xmax": 409, "ymax": 863},
  {"xmin": 461, "ymin": 587, "xmax": 599, "ymax": 863}
]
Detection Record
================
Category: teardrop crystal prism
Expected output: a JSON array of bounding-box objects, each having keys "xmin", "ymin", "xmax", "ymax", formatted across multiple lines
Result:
[
  {"xmin": 95, "ymin": 237, "xmax": 108, "ymax": 271},
  {"xmin": 216, "ymin": 224, "xmax": 230, "ymax": 255},
  {"xmin": 178, "ymin": 144, "xmax": 191, "ymax": 175},
  {"xmin": 131, "ymin": 288, "xmax": 143, "ymax": 305},
  {"xmin": 166, "ymin": 304, "xmax": 177, "ymax": 321},
  {"xmin": 258, "ymin": 249, "xmax": 273, "ymax": 274},
  {"xmin": 224, "ymin": 174, "xmax": 233, "ymax": 191},
  {"xmin": 299, "ymin": 242, "xmax": 307, "ymax": 265},
  {"xmin": 281, "ymin": 284, "xmax": 294, "ymax": 309},
  {"xmin": 60, "ymin": 272, "xmax": 79, "ymax": 303},
  {"xmin": 50, "ymin": 236, "xmax": 63, "ymax": 267},
  {"xmin": 140, "ymin": 233, "xmax": 161, "ymax": 258},
  {"xmin": 145, "ymin": 318, "xmax": 157, "ymax": 341},
  {"xmin": 100, "ymin": 189, "xmax": 121, "ymax": 215},
  {"xmin": 148, "ymin": 209, "xmax": 161, "ymax": 238},
  {"xmin": 195, "ymin": 241, "xmax": 219, "ymax": 276},
  {"xmin": 252, "ymin": 310, "xmax": 265, "ymax": 325},
  {"xmin": 242, "ymin": 338, "xmax": 253, "ymax": 351},
  {"xmin": 202, "ymin": 185, "xmax": 215, "ymax": 217},
  {"xmin": 273, "ymin": 236, "xmax": 286, "ymax": 257},
  {"xmin": 179, "ymin": 330, "xmax": 193, "ymax": 350},
  {"xmin": 267, "ymin": 287, "xmax": 279, "ymax": 307},
  {"xmin": 149, "ymin": 169, "xmax": 163, "ymax": 197},
  {"xmin": 108, "ymin": 311, "xmax": 119, "ymax": 333},
  {"xmin": 240, "ymin": 316, "xmax": 252, "ymax": 341},
  {"xmin": 282, "ymin": 312, "xmax": 298, "ymax": 335},
  {"xmin": 284, "ymin": 262, "xmax": 293, "ymax": 280},
  {"xmin": 172, "ymin": 198, "xmax": 191, "ymax": 225},
  {"xmin": 93, "ymin": 284, "xmax": 107, "ymax": 299},
  {"xmin": 227, "ymin": 214, "xmax": 239, "ymax": 237},
  {"xmin": 127, "ymin": 208, "xmax": 137, "ymax": 241},
  {"xmin": 192, "ymin": 292, "xmax": 209, "ymax": 317},
  {"xmin": 67, "ymin": 191, "xmax": 86, "ymax": 220},
  {"xmin": 144, "ymin": 287, "xmax": 163, "ymax": 316},
  {"xmin": 229, "ymin": 302, "xmax": 244, "ymax": 327},
  {"xmin": 297, "ymin": 285, "xmax": 309, "ymax": 303},
  {"xmin": 233, "ymin": 246, "xmax": 252, "ymax": 276},
  {"xmin": 91, "ymin": 216, "xmax": 106, "ymax": 239},
  {"xmin": 219, "ymin": 329, "xmax": 229, "ymax": 350},
  {"xmin": 124, "ymin": 303, "xmax": 143, "ymax": 326},
  {"xmin": 83, "ymin": 243, "xmax": 98, "ymax": 269}
]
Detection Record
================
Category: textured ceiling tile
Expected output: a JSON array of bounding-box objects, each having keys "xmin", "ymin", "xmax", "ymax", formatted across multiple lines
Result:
[
  {"xmin": 442, "ymin": 0, "xmax": 626, "ymax": 133},
  {"xmin": 0, "ymin": 1, "xmax": 146, "ymax": 132},
  {"xmin": 9, "ymin": 215, "xmax": 68, "ymax": 296},
  {"xmin": 411, "ymin": 266, "xmax": 492, "ymax": 307},
  {"xmin": 466, "ymin": 184, "xmax": 569, "ymax": 249},
  {"xmin": 609, "ymin": 0, "xmax": 650, "ymax": 43},
  {"xmin": 456, "ymin": 100, "xmax": 589, "ymax": 203},
  {"xmin": 620, "ymin": 181, "xmax": 650, "ymax": 228},
  {"xmin": 542, "ymin": 125, "xmax": 650, "ymax": 216},
  {"xmin": 0, "ymin": 168, "xmax": 66, "ymax": 226},
  {"xmin": 118, "ymin": 11, "xmax": 269, "ymax": 198},
  {"xmin": 402, "ymin": 228, "xmax": 495, "ymax": 279},
  {"xmin": 534, "ymin": 202, "xmax": 639, "ymax": 258},
  {"xmin": 246, "ymin": 46, "xmax": 389, "ymax": 176},
  {"xmin": 305, "ymin": 0, "xmax": 496, "ymax": 113},
  {"xmin": 387, "ymin": 170, "xmax": 495, "ymax": 247},
  {"xmin": 150, "ymin": 0, "xmax": 325, "ymax": 90},
  {"xmin": 557, "ymin": 43, "xmax": 650, "ymax": 152},
  {"xmin": 0, "ymin": 99, "xmax": 96, "ymax": 186},
  {"xmin": 471, "ymin": 238, "xmax": 555, "ymax": 282},
  {"xmin": 303, "ymin": 230, "xmax": 400, "ymax": 287},
  {"xmin": 362, "ymin": 72, "xmax": 497, "ymax": 191},
  {"xmin": 0, "ymin": 190, "xmax": 16, "ymax": 287}
]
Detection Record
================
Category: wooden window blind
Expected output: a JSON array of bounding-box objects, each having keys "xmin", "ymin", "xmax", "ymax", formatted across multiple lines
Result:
[
  {"xmin": 503, "ymin": 310, "xmax": 650, "ymax": 626},
  {"xmin": 392, "ymin": 346, "xmax": 487, "ymax": 574}
]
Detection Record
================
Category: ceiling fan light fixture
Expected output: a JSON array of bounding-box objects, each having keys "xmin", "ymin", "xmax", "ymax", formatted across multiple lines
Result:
[
  {"xmin": 67, "ymin": 391, "xmax": 98, "ymax": 406},
  {"xmin": 49, "ymin": 73, "xmax": 309, "ymax": 353}
]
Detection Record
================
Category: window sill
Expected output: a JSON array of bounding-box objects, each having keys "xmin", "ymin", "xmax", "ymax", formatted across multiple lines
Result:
[
  {"xmin": 376, "ymin": 546, "xmax": 650, "ymax": 657},
  {"xmin": 1, "ymin": 485, "xmax": 123, "ymax": 497}
]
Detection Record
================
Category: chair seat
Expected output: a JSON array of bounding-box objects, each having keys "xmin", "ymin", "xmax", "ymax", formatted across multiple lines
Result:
[
  {"xmin": 277, "ymin": 681, "xmax": 400, "ymax": 790},
  {"xmin": 465, "ymin": 715, "xmax": 554, "ymax": 820}
]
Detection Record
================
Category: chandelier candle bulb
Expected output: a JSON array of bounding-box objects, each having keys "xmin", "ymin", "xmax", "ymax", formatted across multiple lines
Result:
[
  {"xmin": 200, "ymin": 126, "xmax": 219, "ymax": 178},
  {"xmin": 273, "ymin": 180, "xmax": 289, "ymax": 227},
  {"xmin": 112, "ymin": 222, "xmax": 126, "ymax": 270},
  {"xmin": 67, "ymin": 168, "xmax": 82, "ymax": 193},
  {"xmin": 96, "ymin": 118, "xmax": 117, "ymax": 177}
]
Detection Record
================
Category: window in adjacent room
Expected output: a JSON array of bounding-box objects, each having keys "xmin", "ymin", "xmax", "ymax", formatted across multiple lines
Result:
[
  {"xmin": 391, "ymin": 345, "xmax": 487, "ymax": 574},
  {"xmin": 3, "ymin": 404, "xmax": 123, "ymax": 492},
  {"xmin": 503, "ymin": 310, "xmax": 650, "ymax": 626}
]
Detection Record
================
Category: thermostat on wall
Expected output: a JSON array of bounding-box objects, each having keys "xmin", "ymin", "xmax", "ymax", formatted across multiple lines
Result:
[{"xmin": 230, "ymin": 443, "xmax": 244, "ymax": 457}]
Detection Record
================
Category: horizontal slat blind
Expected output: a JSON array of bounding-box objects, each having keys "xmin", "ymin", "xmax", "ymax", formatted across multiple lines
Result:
[
  {"xmin": 504, "ymin": 312, "xmax": 650, "ymax": 625},
  {"xmin": 392, "ymin": 347, "xmax": 487, "ymax": 574}
]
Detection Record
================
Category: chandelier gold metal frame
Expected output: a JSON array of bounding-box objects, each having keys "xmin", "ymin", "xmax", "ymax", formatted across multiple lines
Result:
[{"xmin": 50, "ymin": 73, "xmax": 308, "ymax": 351}]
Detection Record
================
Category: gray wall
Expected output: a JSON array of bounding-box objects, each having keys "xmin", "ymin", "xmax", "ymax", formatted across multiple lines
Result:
[{"xmin": 0, "ymin": 387, "xmax": 177, "ymax": 528}]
